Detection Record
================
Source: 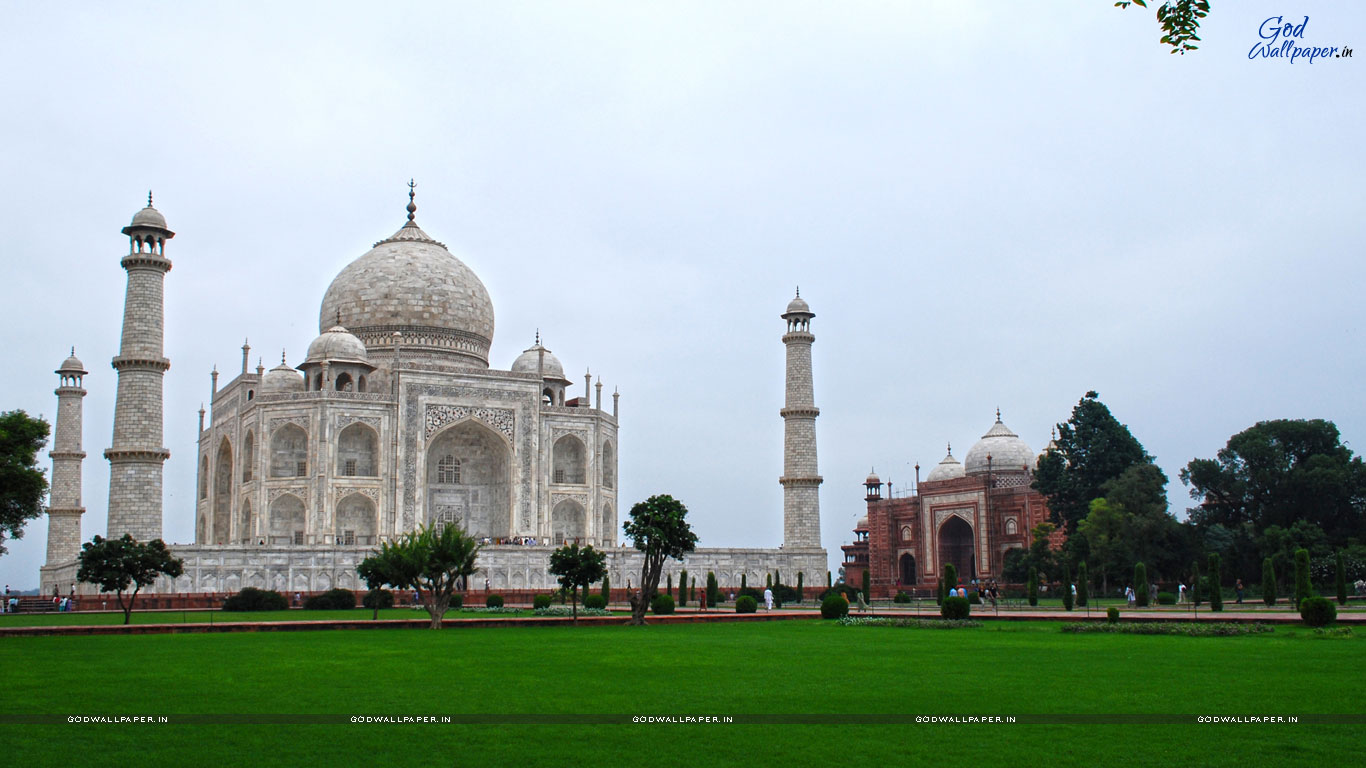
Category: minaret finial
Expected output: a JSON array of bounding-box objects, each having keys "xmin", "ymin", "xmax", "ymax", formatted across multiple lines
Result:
[
  {"xmin": 795, "ymin": 286, "xmax": 800, "ymax": 298},
  {"xmin": 406, "ymin": 179, "xmax": 417, "ymax": 222},
  {"xmin": 996, "ymin": 406, "xmax": 1001, "ymax": 422},
  {"xmin": 147, "ymin": 190, "xmax": 153, "ymax": 207},
  {"xmin": 70, "ymin": 346, "xmax": 75, "ymax": 357},
  {"xmin": 947, "ymin": 441, "xmax": 952, "ymax": 454},
  {"xmin": 281, "ymin": 349, "xmax": 287, "ymax": 364},
  {"xmin": 535, "ymin": 328, "xmax": 540, "ymax": 345}
]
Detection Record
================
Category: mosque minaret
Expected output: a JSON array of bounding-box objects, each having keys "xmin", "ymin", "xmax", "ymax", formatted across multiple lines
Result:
[
  {"xmin": 44, "ymin": 351, "xmax": 88, "ymax": 570},
  {"xmin": 104, "ymin": 193, "xmax": 173, "ymax": 541},
  {"xmin": 779, "ymin": 290, "xmax": 822, "ymax": 549}
]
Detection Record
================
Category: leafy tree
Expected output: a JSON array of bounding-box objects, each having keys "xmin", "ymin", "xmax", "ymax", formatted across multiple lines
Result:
[
  {"xmin": 363, "ymin": 588, "xmax": 393, "ymax": 620},
  {"xmin": 1134, "ymin": 562, "xmax": 1149, "ymax": 607},
  {"xmin": 622, "ymin": 494, "xmax": 697, "ymax": 625},
  {"xmin": 1336, "ymin": 551, "xmax": 1348, "ymax": 606},
  {"xmin": 1262, "ymin": 557, "xmax": 1276, "ymax": 607},
  {"xmin": 356, "ymin": 523, "xmax": 482, "ymax": 629},
  {"xmin": 1182, "ymin": 420, "xmax": 1366, "ymax": 551},
  {"xmin": 1077, "ymin": 561, "xmax": 1090, "ymax": 607},
  {"xmin": 1077, "ymin": 498, "xmax": 1127, "ymax": 595},
  {"xmin": 1034, "ymin": 392, "xmax": 1151, "ymax": 552},
  {"xmin": 1293, "ymin": 548, "xmax": 1312, "ymax": 609},
  {"xmin": 76, "ymin": 535, "xmax": 184, "ymax": 625},
  {"xmin": 0, "ymin": 410, "xmax": 50, "ymax": 557},
  {"xmin": 548, "ymin": 542, "xmax": 607, "ymax": 623},
  {"xmin": 1207, "ymin": 553, "xmax": 1222, "ymax": 611},
  {"xmin": 1027, "ymin": 566, "xmax": 1038, "ymax": 607},
  {"xmin": 1116, "ymin": 1, "xmax": 1211, "ymax": 55},
  {"xmin": 1062, "ymin": 562, "xmax": 1074, "ymax": 611}
]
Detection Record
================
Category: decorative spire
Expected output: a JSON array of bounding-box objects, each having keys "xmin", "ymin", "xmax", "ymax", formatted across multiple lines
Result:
[
  {"xmin": 795, "ymin": 286, "xmax": 800, "ymax": 298},
  {"xmin": 336, "ymin": 309, "xmax": 342, "ymax": 326},
  {"xmin": 147, "ymin": 190, "xmax": 153, "ymax": 207},
  {"xmin": 535, "ymin": 328, "xmax": 540, "ymax": 346},
  {"xmin": 996, "ymin": 406, "xmax": 1002, "ymax": 422},
  {"xmin": 281, "ymin": 349, "xmax": 287, "ymax": 364},
  {"xmin": 406, "ymin": 179, "xmax": 417, "ymax": 222},
  {"xmin": 70, "ymin": 346, "xmax": 75, "ymax": 356},
  {"xmin": 947, "ymin": 441, "xmax": 952, "ymax": 454}
]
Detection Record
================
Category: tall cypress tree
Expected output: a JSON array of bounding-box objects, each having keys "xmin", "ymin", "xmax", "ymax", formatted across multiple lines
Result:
[
  {"xmin": 1294, "ymin": 548, "xmax": 1312, "ymax": 609},
  {"xmin": 827, "ymin": 571, "xmax": 832, "ymax": 588},
  {"xmin": 1077, "ymin": 561, "xmax": 1089, "ymax": 607},
  {"xmin": 602, "ymin": 574, "xmax": 611, "ymax": 603},
  {"xmin": 861, "ymin": 569, "xmax": 870, "ymax": 601},
  {"xmin": 1191, "ymin": 560, "xmax": 1202, "ymax": 608},
  {"xmin": 706, "ymin": 571, "xmax": 719, "ymax": 605},
  {"xmin": 678, "ymin": 569, "xmax": 688, "ymax": 607},
  {"xmin": 944, "ymin": 563, "xmax": 958, "ymax": 593},
  {"xmin": 766, "ymin": 572, "xmax": 772, "ymax": 589},
  {"xmin": 1261, "ymin": 557, "xmax": 1275, "ymax": 607},
  {"xmin": 666, "ymin": 573, "xmax": 673, "ymax": 601},
  {"xmin": 1027, "ymin": 566, "xmax": 1039, "ymax": 607},
  {"xmin": 797, "ymin": 572, "xmax": 805, "ymax": 603},
  {"xmin": 1336, "ymin": 551, "xmax": 1348, "ymax": 606},
  {"xmin": 1062, "ymin": 562, "xmax": 1074, "ymax": 611},
  {"xmin": 1208, "ymin": 553, "xmax": 1222, "ymax": 612},
  {"xmin": 741, "ymin": 573, "xmax": 747, "ymax": 591},
  {"xmin": 1134, "ymin": 562, "xmax": 1149, "ymax": 607}
]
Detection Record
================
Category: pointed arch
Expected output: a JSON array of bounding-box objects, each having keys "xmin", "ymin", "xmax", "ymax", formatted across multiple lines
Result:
[
  {"xmin": 269, "ymin": 493, "xmax": 306, "ymax": 546},
  {"xmin": 552, "ymin": 434, "xmax": 586, "ymax": 485},
  {"xmin": 426, "ymin": 419, "xmax": 512, "ymax": 539},
  {"xmin": 239, "ymin": 500, "xmax": 254, "ymax": 544},
  {"xmin": 213, "ymin": 438, "xmax": 232, "ymax": 544},
  {"xmin": 336, "ymin": 422, "xmax": 378, "ymax": 477},
  {"xmin": 600, "ymin": 440, "xmax": 615, "ymax": 489},
  {"xmin": 336, "ymin": 493, "xmax": 377, "ymax": 545},
  {"xmin": 551, "ymin": 498, "xmax": 586, "ymax": 545},
  {"xmin": 600, "ymin": 502, "xmax": 615, "ymax": 547},
  {"xmin": 199, "ymin": 455, "xmax": 209, "ymax": 500},
  {"xmin": 270, "ymin": 423, "xmax": 308, "ymax": 478},
  {"xmin": 242, "ymin": 431, "xmax": 255, "ymax": 483}
]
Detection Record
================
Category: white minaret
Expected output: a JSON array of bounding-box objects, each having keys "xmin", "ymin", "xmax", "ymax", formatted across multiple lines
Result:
[
  {"xmin": 45, "ymin": 350, "xmax": 88, "ymax": 567},
  {"xmin": 105, "ymin": 193, "xmax": 173, "ymax": 541},
  {"xmin": 779, "ymin": 289, "xmax": 822, "ymax": 549}
]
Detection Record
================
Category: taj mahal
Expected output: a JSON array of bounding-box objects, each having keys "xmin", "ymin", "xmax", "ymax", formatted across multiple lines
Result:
[{"xmin": 37, "ymin": 188, "xmax": 827, "ymax": 596}]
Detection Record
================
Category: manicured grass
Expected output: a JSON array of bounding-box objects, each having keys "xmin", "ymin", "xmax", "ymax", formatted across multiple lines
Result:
[
  {"xmin": 0, "ymin": 607, "xmax": 545, "ymax": 627},
  {"xmin": 1, "ymin": 620, "xmax": 1359, "ymax": 767}
]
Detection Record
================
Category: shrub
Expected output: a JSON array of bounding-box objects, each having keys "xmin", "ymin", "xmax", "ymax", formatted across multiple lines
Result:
[
  {"xmin": 1156, "ymin": 592, "xmax": 1176, "ymax": 605},
  {"xmin": 450, "ymin": 594, "xmax": 463, "ymax": 609},
  {"xmin": 968, "ymin": 591, "xmax": 982, "ymax": 605},
  {"xmin": 650, "ymin": 593, "xmax": 675, "ymax": 615},
  {"xmin": 941, "ymin": 596, "xmax": 970, "ymax": 620},
  {"xmin": 583, "ymin": 593, "xmax": 607, "ymax": 610},
  {"xmin": 1134, "ymin": 563, "xmax": 1149, "ymax": 607},
  {"xmin": 820, "ymin": 584, "xmax": 860, "ymax": 603},
  {"xmin": 943, "ymin": 563, "xmax": 957, "ymax": 594},
  {"xmin": 1106, "ymin": 606, "xmax": 1120, "ymax": 624},
  {"xmin": 601, "ymin": 574, "xmax": 610, "ymax": 603},
  {"xmin": 222, "ymin": 587, "xmax": 288, "ymax": 612},
  {"xmin": 820, "ymin": 594, "xmax": 849, "ymax": 619},
  {"xmin": 1191, "ymin": 560, "xmax": 1202, "ymax": 607},
  {"xmin": 1294, "ymin": 548, "xmax": 1312, "ymax": 609},
  {"xmin": 1300, "ymin": 596, "xmax": 1336, "ymax": 627},
  {"xmin": 1062, "ymin": 622, "xmax": 1274, "ymax": 636},
  {"xmin": 735, "ymin": 595, "xmax": 758, "ymax": 614},
  {"xmin": 1027, "ymin": 567, "xmax": 1038, "ymax": 607},
  {"xmin": 1061, "ymin": 563, "xmax": 1073, "ymax": 611},
  {"xmin": 1262, "ymin": 557, "xmax": 1277, "ymax": 607},
  {"xmin": 796, "ymin": 572, "xmax": 805, "ymax": 603},
  {"xmin": 741, "ymin": 574, "xmax": 747, "ymax": 591},
  {"xmin": 769, "ymin": 583, "xmax": 798, "ymax": 605},
  {"xmin": 893, "ymin": 591, "xmax": 911, "ymax": 604},
  {"xmin": 304, "ymin": 588, "xmax": 357, "ymax": 610},
  {"xmin": 532, "ymin": 594, "xmax": 553, "ymax": 610},
  {"xmin": 706, "ymin": 571, "xmax": 720, "ymax": 606},
  {"xmin": 362, "ymin": 588, "xmax": 393, "ymax": 611},
  {"xmin": 738, "ymin": 586, "xmax": 764, "ymax": 604},
  {"xmin": 1207, "ymin": 553, "xmax": 1222, "ymax": 612},
  {"xmin": 1076, "ymin": 562, "xmax": 1089, "ymax": 607},
  {"xmin": 485, "ymin": 594, "xmax": 504, "ymax": 608}
]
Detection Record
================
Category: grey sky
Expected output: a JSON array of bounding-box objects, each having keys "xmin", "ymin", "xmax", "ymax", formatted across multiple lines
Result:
[{"xmin": 2, "ymin": 2, "xmax": 1361, "ymax": 589}]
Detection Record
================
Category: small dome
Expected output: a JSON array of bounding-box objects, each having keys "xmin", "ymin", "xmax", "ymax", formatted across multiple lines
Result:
[
  {"xmin": 511, "ymin": 340, "xmax": 568, "ymax": 382},
  {"xmin": 864, "ymin": 469, "xmax": 881, "ymax": 486},
  {"xmin": 56, "ymin": 351, "xmax": 86, "ymax": 375},
  {"xmin": 855, "ymin": 516, "xmax": 869, "ymax": 531},
  {"xmin": 261, "ymin": 362, "xmax": 305, "ymax": 393},
  {"xmin": 926, "ymin": 447, "xmax": 965, "ymax": 483},
  {"xmin": 303, "ymin": 326, "xmax": 370, "ymax": 366},
  {"xmin": 786, "ymin": 295, "xmax": 811, "ymax": 315},
  {"xmin": 130, "ymin": 205, "xmax": 168, "ymax": 230},
  {"xmin": 964, "ymin": 413, "xmax": 1035, "ymax": 475}
]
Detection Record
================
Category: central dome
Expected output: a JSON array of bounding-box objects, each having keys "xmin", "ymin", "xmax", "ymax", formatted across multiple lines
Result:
[
  {"xmin": 964, "ymin": 413, "xmax": 1035, "ymax": 475},
  {"xmin": 319, "ymin": 205, "xmax": 494, "ymax": 367}
]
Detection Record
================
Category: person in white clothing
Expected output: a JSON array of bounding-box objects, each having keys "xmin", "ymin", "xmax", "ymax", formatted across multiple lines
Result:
[{"xmin": 763, "ymin": 587, "xmax": 774, "ymax": 611}]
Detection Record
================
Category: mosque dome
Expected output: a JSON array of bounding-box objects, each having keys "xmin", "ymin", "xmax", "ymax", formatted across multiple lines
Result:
[
  {"xmin": 864, "ymin": 469, "xmax": 881, "ymax": 486},
  {"xmin": 925, "ymin": 446, "xmax": 965, "ymax": 483},
  {"xmin": 261, "ymin": 361, "xmax": 305, "ymax": 392},
  {"xmin": 855, "ymin": 516, "xmax": 869, "ymax": 531},
  {"xmin": 129, "ymin": 204, "xmax": 168, "ymax": 230},
  {"xmin": 785, "ymin": 294, "xmax": 811, "ymax": 315},
  {"xmin": 511, "ymin": 339, "xmax": 568, "ymax": 382},
  {"xmin": 57, "ymin": 351, "xmax": 86, "ymax": 375},
  {"xmin": 303, "ymin": 326, "xmax": 370, "ymax": 366},
  {"xmin": 964, "ymin": 412, "xmax": 1035, "ymax": 475},
  {"xmin": 318, "ymin": 186, "xmax": 494, "ymax": 367}
]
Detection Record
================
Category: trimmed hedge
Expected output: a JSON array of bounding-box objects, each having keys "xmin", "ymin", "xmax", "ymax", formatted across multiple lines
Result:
[
  {"xmin": 893, "ymin": 591, "xmax": 911, "ymax": 604},
  {"xmin": 940, "ymin": 596, "xmax": 970, "ymax": 620},
  {"xmin": 485, "ymin": 594, "xmax": 504, "ymax": 608},
  {"xmin": 1106, "ymin": 606, "xmax": 1120, "ymax": 624},
  {"xmin": 222, "ymin": 588, "xmax": 289, "ymax": 612},
  {"xmin": 583, "ymin": 594, "xmax": 607, "ymax": 610},
  {"xmin": 651, "ymin": 594, "xmax": 675, "ymax": 615},
  {"xmin": 735, "ymin": 595, "xmax": 758, "ymax": 614},
  {"xmin": 450, "ymin": 594, "xmax": 463, "ymax": 609},
  {"xmin": 1156, "ymin": 591, "xmax": 1176, "ymax": 606},
  {"xmin": 1300, "ymin": 596, "xmax": 1337, "ymax": 627},
  {"xmin": 532, "ymin": 594, "xmax": 553, "ymax": 610},
  {"xmin": 820, "ymin": 594, "xmax": 850, "ymax": 619},
  {"xmin": 304, "ymin": 588, "xmax": 357, "ymax": 610}
]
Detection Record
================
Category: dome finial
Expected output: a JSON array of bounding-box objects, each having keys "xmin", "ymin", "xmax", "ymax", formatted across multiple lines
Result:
[
  {"xmin": 70, "ymin": 345, "xmax": 75, "ymax": 357},
  {"xmin": 795, "ymin": 286, "xmax": 800, "ymax": 298},
  {"xmin": 147, "ymin": 190, "xmax": 153, "ymax": 208},
  {"xmin": 336, "ymin": 308, "xmax": 342, "ymax": 326},
  {"xmin": 406, "ymin": 179, "xmax": 417, "ymax": 222},
  {"xmin": 947, "ymin": 441, "xmax": 952, "ymax": 454},
  {"xmin": 535, "ymin": 328, "xmax": 540, "ymax": 346},
  {"xmin": 281, "ymin": 349, "xmax": 287, "ymax": 364},
  {"xmin": 996, "ymin": 406, "xmax": 1002, "ymax": 423}
]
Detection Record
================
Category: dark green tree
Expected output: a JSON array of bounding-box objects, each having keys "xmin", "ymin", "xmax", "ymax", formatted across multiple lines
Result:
[
  {"xmin": 0, "ymin": 410, "xmax": 50, "ymax": 557},
  {"xmin": 1062, "ymin": 562, "xmax": 1074, "ymax": 611},
  {"xmin": 1207, "ymin": 553, "xmax": 1222, "ymax": 611},
  {"xmin": 796, "ymin": 572, "xmax": 804, "ymax": 603},
  {"xmin": 601, "ymin": 573, "xmax": 611, "ymax": 603},
  {"xmin": 765, "ymin": 572, "xmax": 772, "ymax": 589},
  {"xmin": 689, "ymin": 576, "xmax": 696, "ymax": 604},
  {"xmin": 944, "ymin": 563, "xmax": 957, "ymax": 594},
  {"xmin": 1027, "ymin": 566, "xmax": 1039, "ymax": 607},
  {"xmin": 76, "ymin": 535, "xmax": 184, "ymax": 625},
  {"xmin": 1033, "ymin": 392, "xmax": 1151, "ymax": 550},
  {"xmin": 1077, "ymin": 561, "xmax": 1089, "ymax": 607},
  {"xmin": 622, "ymin": 494, "xmax": 697, "ymax": 625},
  {"xmin": 1293, "ymin": 548, "xmax": 1312, "ymax": 609},
  {"xmin": 1191, "ymin": 560, "xmax": 1202, "ymax": 607},
  {"xmin": 1262, "ymin": 557, "xmax": 1276, "ymax": 607},
  {"xmin": 1134, "ymin": 562, "xmax": 1149, "ymax": 607},
  {"xmin": 741, "ymin": 573, "xmax": 748, "ymax": 591},
  {"xmin": 861, "ymin": 569, "xmax": 870, "ymax": 601},
  {"xmin": 548, "ymin": 542, "xmax": 608, "ymax": 623},
  {"xmin": 936, "ymin": 576, "xmax": 944, "ymax": 606},
  {"xmin": 706, "ymin": 571, "xmax": 720, "ymax": 606},
  {"xmin": 356, "ymin": 523, "xmax": 482, "ymax": 629},
  {"xmin": 1116, "ymin": 0, "xmax": 1211, "ymax": 55},
  {"xmin": 1182, "ymin": 420, "xmax": 1366, "ymax": 555},
  {"xmin": 1336, "ymin": 551, "xmax": 1348, "ymax": 606},
  {"xmin": 826, "ymin": 571, "xmax": 832, "ymax": 588},
  {"xmin": 666, "ymin": 573, "xmax": 673, "ymax": 601},
  {"xmin": 678, "ymin": 569, "xmax": 688, "ymax": 607}
]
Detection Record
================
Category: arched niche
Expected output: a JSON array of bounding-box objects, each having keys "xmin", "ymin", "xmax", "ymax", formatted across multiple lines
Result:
[
  {"xmin": 336, "ymin": 493, "xmax": 377, "ymax": 545},
  {"xmin": 551, "ymin": 498, "xmax": 586, "ymax": 545},
  {"xmin": 426, "ymin": 419, "xmax": 511, "ymax": 539},
  {"xmin": 269, "ymin": 493, "xmax": 306, "ymax": 546},
  {"xmin": 552, "ymin": 434, "xmax": 586, "ymax": 485},
  {"xmin": 271, "ymin": 424, "xmax": 308, "ymax": 478},
  {"xmin": 601, "ymin": 441, "xmax": 615, "ymax": 489},
  {"xmin": 213, "ymin": 439, "xmax": 232, "ymax": 544},
  {"xmin": 336, "ymin": 423, "xmax": 378, "ymax": 477}
]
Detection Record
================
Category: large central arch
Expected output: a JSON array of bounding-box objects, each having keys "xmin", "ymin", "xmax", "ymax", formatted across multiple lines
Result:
[
  {"xmin": 938, "ymin": 516, "xmax": 975, "ymax": 580},
  {"xmin": 426, "ymin": 419, "xmax": 512, "ymax": 539}
]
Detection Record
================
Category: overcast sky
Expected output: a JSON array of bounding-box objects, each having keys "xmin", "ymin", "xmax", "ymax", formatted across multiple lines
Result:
[{"xmin": 2, "ymin": 2, "xmax": 1361, "ymax": 589}]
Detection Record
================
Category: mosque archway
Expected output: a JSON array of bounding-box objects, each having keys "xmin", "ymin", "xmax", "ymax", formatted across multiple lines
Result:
[
  {"xmin": 426, "ymin": 419, "xmax": 511, "ymax": 539},
  {"xmin": 336, "ymin": 423, "xmax": 378, "ymax": 477},
  {"xmin": 336, "ymin": 493, "xmax": 377, "ymax": 545},
  {"xmin": 938, "ymin": 516, "xmax": 975, "ymax": 580},
  {"xmin": 899, "ymin": 553, "xmax": 917, "ymax": 585},
  {"xmin": 552, "ymin": 435, "xmax": 586, "ymax": 484},
  {"xmin": 551, "ymin": 498, "xmax": 586, "ymax": 544},
  {"xmin": 269, "ymin": 493, "xmax": 306, "ymax": 546},
  {"xmin": 213, "ymin": 439, "xmax": 232, "ymax": 544}
]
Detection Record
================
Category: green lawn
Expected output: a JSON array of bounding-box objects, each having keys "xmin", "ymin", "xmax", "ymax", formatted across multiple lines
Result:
[
  {"xmin": 1, "ymin": 620, "xmax": 1360, "ymax": 767},
  {"xmin": 0, "ymin": 607, "xmax": 547, "ymax": 627}
]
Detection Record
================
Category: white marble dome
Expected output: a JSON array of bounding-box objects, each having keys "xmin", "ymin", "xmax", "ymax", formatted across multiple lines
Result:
[
  {"xmin": 57, "ymin": 352, "xmax": 86, "ymax": 375},
  {"xmin": 261, "ymin": 361, "xmax": 305, "ymax": 392},
  {"xmin": 926, "ymin": 448, "xmax": 965, "ymax": 482},
  {"xmin": 303, "ymin": 326, "xmax": 370, "ymax": 366},
  {"xmin": 785, "ymin": 294, "xmax": 811, "ymax": 315},
  {"xmin": 319, "ymin": 217, "xmax": 494, "ymax": 366},
  {"xmin": 964, "ymin": 415, "xmax": 1035, "ymax": 475},
  {"xmin": 129, "ymin": 203, "xmax": 168, "ymax": 230},
  {"xmin": 511, "ymin": 341, "xmax": 567, "ymax": 382}
]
